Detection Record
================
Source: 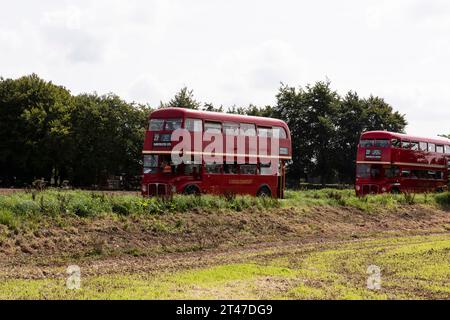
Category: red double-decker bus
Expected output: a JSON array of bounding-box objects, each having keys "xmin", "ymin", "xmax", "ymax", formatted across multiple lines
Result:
[
  {"xmin": 141, "ymin": 108, "xmax": 292, "ymax": 198},
  {"xmin": 355, "ymin": 131, "xmax": 450, "ymax": 195}
]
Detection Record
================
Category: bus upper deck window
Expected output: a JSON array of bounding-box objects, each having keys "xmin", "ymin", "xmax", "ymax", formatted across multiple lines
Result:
[
  {"xmin": 223, "ymin": 122, "xmax": 239, "ymax": 136},
  {"xmin": 240, "ymin": 123, "xmax": 256, "ymax": 136},
  {"xmin": 205, "ymin": 121, "xmax": 222, "ymax": 134},
  {"xmin": 419, "ymin": 142, "xmax": 428, "ymax": 151},
  {"xmin": 374, "ymin": 139, "xmax": 389, "ymax": 148},
  {"xmin": 273, "ymin": 127, "xmax": 287, "ymax": 139},
  {"xmin": 185, "ymin": 118, "xmax": 202, "ymax": 132},
  {"xmin": 436, "ymin": 145, "xmax": 444, "ymax": 153},
  {"xmin": 165, "ymin": 119, "xmax": 182, "ymax": 131},
  {"xmin": 401, "ymin": 140, "xmax": 411, "ymax": 149},
  {"xmin": 410, "ymin": 142, "xmax": 419, "ymax": 151},
  {"xmin": 360, "ymin": 140, "xmax": 374, "ymax": 148},
  {"xmin": 428, "ymin": 143, "xmax": 435, "ymax": 152},
  {"xmin": 149, "ymin": 119, "xmax": 164, "ymax": 131},
  {"xmin": 391, "ymin": 139, "xmax": 401, "ymax": 148},
  {"xmin": 445, "ymin": 145, "xmax": 450, "ymax": 155},
  {"xmin": 257, "ymin": 127, "xmax": 272, "ymax": 138}
]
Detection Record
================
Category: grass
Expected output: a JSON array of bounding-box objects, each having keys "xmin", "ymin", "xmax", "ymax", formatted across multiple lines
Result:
[
  {"xmin": 0, "ymin": 189, "xmax": 448, "ymax": 230},
  {"xmin": 283, "ymin": 189, "xmax": 448, "ymax": 212},
  {"xmin": 1, "ymin": 234, "xmax": 449, "ymax": 299},
  {"xmin": 0, "ymin": 189, "xmax": 280, "ymax": 229}
]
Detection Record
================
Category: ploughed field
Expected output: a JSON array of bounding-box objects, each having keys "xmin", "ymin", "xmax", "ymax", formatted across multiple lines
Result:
[{"xmin": 0, "ymin": 189, "xmax": 449, "ymax": 299}]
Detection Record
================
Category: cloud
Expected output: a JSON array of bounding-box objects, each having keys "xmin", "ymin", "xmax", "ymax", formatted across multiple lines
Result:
[
  {"xmin": 215, "ymin": 40, "xmax": 308, "ymax": 106},
  {"xmin": 39, "ymin": 5, "xmax": 104, "ymax": 63},
  {"xmin": 127, "ymin": 75, "xmax": 167, "ymax": 105},
  {"xmin": 0, "ymin": 0, "xmax": 449, "ymax": 137}
]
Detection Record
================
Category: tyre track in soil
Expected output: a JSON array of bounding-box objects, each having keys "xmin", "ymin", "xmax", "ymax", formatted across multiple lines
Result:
[{"xmin": 1, "ymin": 203, "xmax": 449, "ymax": 280}]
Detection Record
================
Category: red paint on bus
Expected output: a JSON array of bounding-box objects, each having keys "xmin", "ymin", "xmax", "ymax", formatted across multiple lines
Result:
[
  {"xmin": 355, "ymin": 131, "xmax": 449, "ymax": 195},
  {"xmin": 141, "ymin": 108, "xmax": 292, "ymax": 198}
]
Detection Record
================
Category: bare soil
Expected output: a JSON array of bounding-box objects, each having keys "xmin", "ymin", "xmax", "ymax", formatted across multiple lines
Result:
[{"xmin": 0, "ymin": 204, "xmax": 449, "ymax": 280}]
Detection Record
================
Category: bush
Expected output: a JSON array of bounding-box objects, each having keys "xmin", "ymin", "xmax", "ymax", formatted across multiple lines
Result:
[
  {"xmin": 435, "ymin": 192, "xmax": 450, "ymax": 207},
  {"xmin": 0, "ymin": 209, "xmax": 17, "ymax": 229}
]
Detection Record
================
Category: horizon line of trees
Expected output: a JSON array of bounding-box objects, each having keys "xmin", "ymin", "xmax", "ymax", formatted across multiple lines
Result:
[{"xmin": 1, "ymin": 73, "xmax": 441, "ymax": 188}]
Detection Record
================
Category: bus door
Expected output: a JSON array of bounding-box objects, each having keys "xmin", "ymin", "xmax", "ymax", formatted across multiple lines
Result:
[
  {"xmin": 204, "ymin": 163, "xmax": 223, "ymax": 194},
  {"xmin": 277, "ymin": 160, "xmax": 285, "ymax": 199}
]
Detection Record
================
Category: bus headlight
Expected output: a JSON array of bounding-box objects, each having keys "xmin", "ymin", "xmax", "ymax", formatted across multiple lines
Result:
[
  {"xmin": 381, "ymin": 187, "xmax": 387, "ymax": 192},
  {"xmin": 171, "ymin": 185, "xmax": 177, "ymax": 193},
  {"xmin": 356, "ymin": 185, "xmax": 361, "ymax": 191},
  {"xmin": 142, "ymin": 184, "xmax": 147, "ymax": 193}
]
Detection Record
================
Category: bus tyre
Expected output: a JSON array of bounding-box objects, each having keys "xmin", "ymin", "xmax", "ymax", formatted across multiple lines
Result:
[
  {"xmin": 184, "ymin": 185, "xmax": 200, "ymax": 195},
  {"xmin": 391, "ymin": 187, "xmax": 400, "ymax": 194},
  {"xmin": 257, "ymin": 186, "xmax": 271, "ymax": 197}
]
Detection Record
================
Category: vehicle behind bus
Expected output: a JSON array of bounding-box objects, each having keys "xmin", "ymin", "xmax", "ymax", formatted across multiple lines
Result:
[
  {"xmin": 355, "ymin": 131, "xmax": 449, "ymax": 196},
  {"xmin": 141, "ymin": 108, "xmax": 292, "ymax": 198}
]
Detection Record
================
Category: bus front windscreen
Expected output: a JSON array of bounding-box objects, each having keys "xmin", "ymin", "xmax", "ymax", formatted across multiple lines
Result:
[
  {"xmin": 356, "ymin": 164, "xmax": 382, "ymax": 179},
  {"xmin": 143, "ymin": 155, "xmax": 159, "ymax": 174}
]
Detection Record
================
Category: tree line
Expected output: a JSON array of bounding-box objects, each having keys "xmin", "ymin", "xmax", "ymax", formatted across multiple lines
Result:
[
  {"xmin": 0, "ymin": 74, "xmax": 415, "ymax": 188},
  {"xmin": 0, "ymin": 74, "xmax": 151, "ymax": 187}
]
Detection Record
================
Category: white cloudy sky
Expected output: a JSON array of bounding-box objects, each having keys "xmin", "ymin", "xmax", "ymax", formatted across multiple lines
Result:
[{"xmin": 1, "ymin": 0, "xmax": 449, "ymax": 137}]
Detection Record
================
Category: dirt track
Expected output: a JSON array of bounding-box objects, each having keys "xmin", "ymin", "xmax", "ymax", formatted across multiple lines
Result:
[{"xmin": 1, "ymin": 204, "xmax": 449, "ymax": 280}]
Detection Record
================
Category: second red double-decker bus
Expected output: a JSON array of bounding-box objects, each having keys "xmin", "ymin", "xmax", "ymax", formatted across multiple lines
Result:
[
  {"xmin": 355, "ymin": 131, "xmax": 450, "ymax": 195},
  {"xmin": 141, "ymin": 108, "xmax": 292, "ymax": 198}
]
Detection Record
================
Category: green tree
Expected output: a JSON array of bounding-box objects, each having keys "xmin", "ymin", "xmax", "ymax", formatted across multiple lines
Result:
[
  {"xmin": 0, "ymin": 74, "xmax": 151, "ymax": 188},
  {"xmin": 334, "ymin": 93, "xmax": 407, "ymax": 183},
  {"xmin": 227, "ymin": 104, "xmax": 274, "ymax": 117},
  {"xmin": 68, "ymin": 94, "xmax": 151, "ymax": 186},
  {"xmin": 273, "ymin": 81, "xmax": 407, "ymax": 185},
  {"xmin": 202, "ymin": 102, "xmax": 224, "ymax": 112},
  {"xmin": 0, "ymin": 74, "xmax": 72, "ymax": 186},
  {"xmin": 273, "ymin": 81, "xmax": 340, "ymax": 184},
  {"xmin": 161, "ymin": 87, "xmax": 201, "ymax": 109}
]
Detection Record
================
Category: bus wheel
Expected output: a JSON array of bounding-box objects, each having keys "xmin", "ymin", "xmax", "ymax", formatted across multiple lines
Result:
[
  {"xmin": 391, "ymin": 187, "xmax": 400, "ymax": 194},
  {"xmin": 184, "ymin": 185, "xmax": 200, "ymax": 195},
  {"xmin": 436, "ymin": 187, "xmax": 444, "ymax": 193},
  {"xmin": 257, "ymin": 186, "xmax": 272, "ymax": 197}
]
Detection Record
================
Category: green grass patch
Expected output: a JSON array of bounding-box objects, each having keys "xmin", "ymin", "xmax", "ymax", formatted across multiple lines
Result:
[
  {"xmin": 1, "ymin": 234, "xmax": 449, "ymax": 299},
  {"xmin": 0, "ymin": 189, "xmax": 447, "ymax": 230},
  {"xmin": 283, "ymin": 189, "xmax": 448, "ymax": 212},
  {"xmin": 0, "ymin": 190, "xmax": 280, "ymax": 227}
]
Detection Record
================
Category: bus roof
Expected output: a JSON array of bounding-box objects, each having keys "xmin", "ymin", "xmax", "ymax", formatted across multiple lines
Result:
[
  {"xmin": 361, "ymin": 131, "xmax": 450, "ymax": 145},
  {"xmin": 149, "ymin": 107, "xmax": 290, "ymax": 133}
]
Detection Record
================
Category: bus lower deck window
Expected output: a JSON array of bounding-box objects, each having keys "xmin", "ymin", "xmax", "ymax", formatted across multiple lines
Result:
[
  {"xmin": 240, "ymin": 165, "xmax": 257, "ymax": 175},
  {"xmin": 205, "ymin": 164, "xmax": 222, "ymax": 174},
  {"xmin": 224, "ymin": 164, "xmax": 238, "ymax": 174}
]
